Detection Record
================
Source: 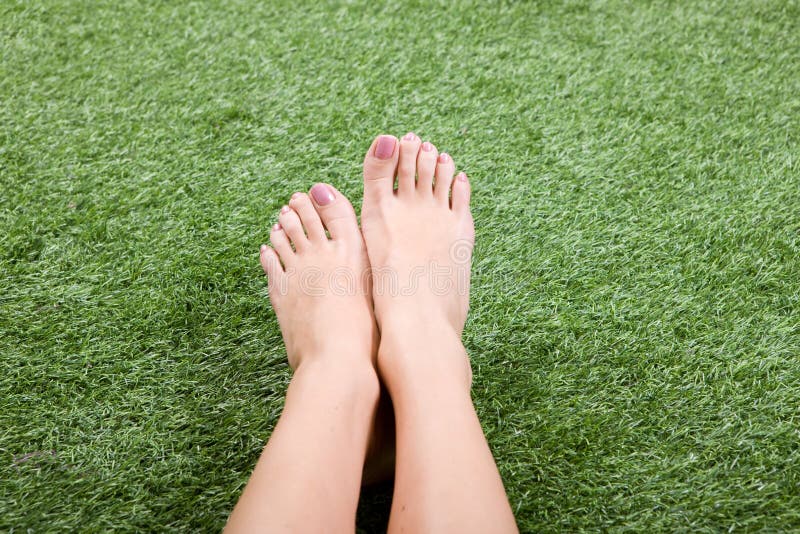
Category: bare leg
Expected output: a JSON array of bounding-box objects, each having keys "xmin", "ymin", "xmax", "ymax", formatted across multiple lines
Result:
[
  {"xmin": 226, "ymin": 185, "xmax": 379, "ymax": 533},
  {"xmin": 361, "ymin": 133, "xmax": 518, "ymax": 533}
]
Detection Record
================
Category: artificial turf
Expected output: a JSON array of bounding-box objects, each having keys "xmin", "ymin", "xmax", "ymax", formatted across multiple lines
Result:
[{"xmin": 2, "ymin": 0, "xmax": 799, "ymax": 531}]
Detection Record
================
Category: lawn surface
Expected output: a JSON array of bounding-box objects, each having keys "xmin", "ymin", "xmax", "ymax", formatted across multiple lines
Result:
[{"xmin": 2, "ymin": 0, "xmax": 799, "ymax": 531}]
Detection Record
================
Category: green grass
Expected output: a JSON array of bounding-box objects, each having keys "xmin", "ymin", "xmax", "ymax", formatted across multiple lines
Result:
[{"xmin": 2, "ymin": 0, "xmax": 799, "ymax": 531}]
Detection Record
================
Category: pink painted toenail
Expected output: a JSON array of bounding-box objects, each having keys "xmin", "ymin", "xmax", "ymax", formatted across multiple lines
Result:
[
  {"xmin": 457, "ymin": 172, "xmax": 468, "ymax": 182},
  {"xmin": 272, "ymin": 223, "xmax": 282, "ymax": 231},
  {"xmin": 438, "ymin": 152, "xmax": 451, "ymax": 163},
  {"xmin": 291, "ymin": 192, "xmax": 302, "ymax": 200},
  {"xmin": 421, "ymin": 141, "xmax": 434, "ymax": 152},
  {"xmin": 402, "ymin": 132, "xmax": 417, "ymax": 141},
  {"xmin": 280, "ymin": 205, "xmax": 290, "ymax": 214},
  {"xmin": 260, "ymin": 244, "xmax": 267, "ymax": 252},
  {"xmin": 310, "ymin": 183, "xmax": 335, "ymax": 206},
  {"xmin": 374, "ymin": 135, "xmax": 396, "ymax": 160}
]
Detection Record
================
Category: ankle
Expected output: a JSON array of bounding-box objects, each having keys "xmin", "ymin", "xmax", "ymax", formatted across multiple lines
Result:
[
  {"xmin": 286, "ymin": 325, "xmax": 379, "ymax": 372},
  {"xmin": 376, "ymin": 306, "xmax": 460, "ymax": 342},
  {"xmin": 377, "ymin": 323, "xmax": 472, "ymax": 396},
  {"xmin": 292, "ymin": 358, "xmax": 381, "ymax": 405}
]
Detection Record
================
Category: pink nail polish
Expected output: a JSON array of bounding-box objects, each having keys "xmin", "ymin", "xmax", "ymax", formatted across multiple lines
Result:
[
  {"xmin": 457, "ymin": 172, "xmax": 468, "ymax": 182},
  {"xmin": 438, "ymin": 152, "xmax": 451, "ymax": 163},
  {"xmin": 374, "ymin": 135, "xmax": 396, "ymax": 160},
  {"xmin": 291, "ymin": 192, "xmax": 302, "ymax": 200},
  {"xmin": 272, "ymin": 223, "xmax": 282, "ymax": 231},
  {"xmin": 310, "ymin": 183, "xmax": 335, "ymax": 206},
  {"xmin": 260, "ymin": 244, "xmax": 267, "ymax": 252},
  {"xmin": 402, "ymin": 132, "xmax": 417, "ymax": 141},
  {"xmin": 421, "ymin": 141, "xmax": 434, "ymax": 152},
  {"xmin": 280, "ymin": 205, "xmax": 290, "ymax": 214}
]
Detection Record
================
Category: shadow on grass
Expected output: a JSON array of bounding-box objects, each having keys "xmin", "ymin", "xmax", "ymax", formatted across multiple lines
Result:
[{"xmin": 356, "ymin": 480, "xmax": 393, "ymax": 534}]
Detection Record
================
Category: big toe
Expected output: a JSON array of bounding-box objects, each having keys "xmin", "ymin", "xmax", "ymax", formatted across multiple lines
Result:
[
  {"xmin": 363, "ymin": 134, "xmax": 399, "ymax": 202},
  {"xmin": 309, "ymin": 183, "xmax": 360, "ymax": 241}
]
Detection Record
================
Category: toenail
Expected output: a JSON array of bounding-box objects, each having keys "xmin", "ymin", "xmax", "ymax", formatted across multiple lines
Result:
[
  {"xmin": 438, "ymin": 152, "xmax": 451, "ymax": 163},
  {"xmin": 457, "ymin": 172, "xmax": 468, "ymax": 182},
  {"xmin": 280, "ymin": 205, "xmax": 291, "ymax": 214},
  {"xmin": 291, "ymin": 192, "xmax": 302, "ymax": 200},
  {"xmin": 421, "ymin": 141, "xmax": 434, "ymax": 152},
  {"xmin": 310, "ymin": 183, "xmax": 335, "ymax": 206},
  {"xmin": 402, "ymin": 132, "xmax": 417, "ymax": 141},
  {"xmin": 272, "ymin": 223, "xmax": 282, "ymax": 231},
  {"xmin": 374, "ymin": 135, "xmax": 396, "ymax": 160}
]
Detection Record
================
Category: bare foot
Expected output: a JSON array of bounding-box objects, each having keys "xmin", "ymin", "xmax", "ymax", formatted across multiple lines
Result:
[
  {"xmin": 360, "ymin": 133, "xmax": 475, "ymax": 391},
  {"xmin": 260, "ymin": 183, "xmax": 393, "ymax": 484},
  {"xmin": 360, "ymin": 135, "xmax": 516, "ymax": 532},
  {"xmin": 260, "ymin": 183, "xmax": 377, "ymax": 370}
]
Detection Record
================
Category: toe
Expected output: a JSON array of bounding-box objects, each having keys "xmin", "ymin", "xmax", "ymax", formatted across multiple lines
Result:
[
  {"xmin": 416, "ymin": 141, "xmax": 438, "ymax": 194},
  {"xmin": 433, "ymin": 152, "xmax": 455, "ymax": 204},
  {"xmin": 363, "ymin": 134, "xmax": 399, "ymax": 202},
  {"xmin": 309, "ymin": 183, "xmax": 360, "ymax": 241},
  {"xmin": 270, "ymin": 223, "xmax": 294, "ymax": 265},
  {"xmin": 260, "ymin": 244, "xmax": 283, "ymax": 279},
  {"xmin": 450, "ymin": 172, "xmax": 471, "ymax": 214},
  {"xmin": 278, "ymin": 205, "xmax": 309, "ymax": 252},
  {"xmin": 397, "ymin": 132, "xmax": 421, "ymax": 196},
  {"xmin": 289, "ymin": 192, "xmax": 326, "ymax": 243}
]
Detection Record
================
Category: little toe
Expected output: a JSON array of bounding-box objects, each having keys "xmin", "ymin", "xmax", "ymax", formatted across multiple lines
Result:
[
  {"xmin": 450, "ymin": 172, "xmax": 472, "ymax": 214},
  {"xmin": 289, "ymin": 192, "xmax": 326, "ymax": 243},
  {"xmin": 433, "ymin": 152, "xmax": 455, "ymax": 204},
  {"xmin": 277, "ymin": 205, "xmax": 309, "ymax": 252},
  {"xmin": 270, "ymin": 223, "xmax": 294, "ymax": 264},
  {"xmin": 309, "ymin": 183, "xmax": 360, "ymax": 241},
  {"xmin": 416, "ymin": 141, "xmax": 438, "ymax": 195},
  {"xmin": 397, "ymin": 132, "xmax": 421, "ymax": 196},
  {"xmin": 363, "ymin": 134, "xmax": 399, "ymax": 203},
  {"xmin": 260, "ymin": 244, "xmax": 284, "ymax": 280}
]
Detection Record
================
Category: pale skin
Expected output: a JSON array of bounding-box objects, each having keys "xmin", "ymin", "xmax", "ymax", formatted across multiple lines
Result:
[{"xmin": 225, "ymin": 133, "xmax": 517, "ymax": 533}]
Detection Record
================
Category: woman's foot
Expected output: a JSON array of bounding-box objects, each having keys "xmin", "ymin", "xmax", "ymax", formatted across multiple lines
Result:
[
  {"xmin": 360, "ymin": 133, "xmax": 475, "ymax": 391},
  {"xmin": 260, "ymin": 184, "xmax": 393, "ymax": 484},
  {"xmin": 228, "ymin": 187, "xmax": 391, "ymax": 532},
  {"xmin": 260, "ymin": 183, "xmax": 378, "ymax": 371},
  {"xmin": 360, "ymin": 134, "xmax": 517, "ymax": 533}
]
